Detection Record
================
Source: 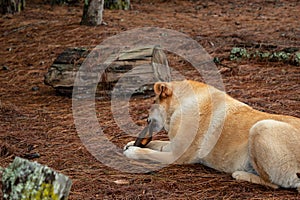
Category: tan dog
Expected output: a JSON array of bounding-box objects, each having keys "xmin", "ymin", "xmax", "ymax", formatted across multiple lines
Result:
[{"xmin": 124, "ymin": 80, "xmax": 300, "ymax": 191}]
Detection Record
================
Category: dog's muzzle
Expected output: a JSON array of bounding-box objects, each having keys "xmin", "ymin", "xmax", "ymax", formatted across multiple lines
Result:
[
  {"xmin": 133, "ymin": 104, "xmax": 165, "ymax": 148},
  {"xmin": 133, "ymin": 118, "xmax": 154, "ymax": 148}
]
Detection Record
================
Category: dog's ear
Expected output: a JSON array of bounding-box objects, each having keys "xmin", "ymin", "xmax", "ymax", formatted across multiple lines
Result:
[{"xmin": 154, "ymin": 82, "xmax": 172, "ymax": 98}]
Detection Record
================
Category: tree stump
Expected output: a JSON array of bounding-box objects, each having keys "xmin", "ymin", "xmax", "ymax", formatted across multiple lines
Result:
[
  {"xmin": 80, "ymin": 0, "xmax": 104, "ymax": 26},
  {"xmin": 0, "ymin": 0, "xmax": 25, "ymax": 15},
  {"xmin": 1, "ymin": 157, "xmax": 72, "ymax": 200},
  {"xmin": 44, "ymin": 46, "xmax": 171, "ymax": 98}
]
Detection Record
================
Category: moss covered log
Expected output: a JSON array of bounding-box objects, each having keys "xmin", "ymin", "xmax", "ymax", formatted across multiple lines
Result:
[{"xmin": 1, "ymin": 157, "xmax": 72, "ymax": 200}]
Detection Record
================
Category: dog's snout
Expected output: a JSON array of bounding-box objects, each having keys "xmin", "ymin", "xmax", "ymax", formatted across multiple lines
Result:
[
  {"xmin": 147, "ymin": 117, "xmax": 154, "ymax": 124},
  {"xmin": 147, "ymin": 118, "xmax": 152, "ymax": 124}
]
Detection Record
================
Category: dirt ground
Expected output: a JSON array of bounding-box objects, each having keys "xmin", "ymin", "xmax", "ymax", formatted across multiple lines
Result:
[{"xmin": 1, "ymin": 0, "xmax": 300, "ymax": 199}]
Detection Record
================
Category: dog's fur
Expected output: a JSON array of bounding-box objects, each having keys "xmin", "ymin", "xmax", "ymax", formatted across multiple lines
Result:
[{"xmin": 124, "ymin": 80, "xmax": 300, "ymax": 191}]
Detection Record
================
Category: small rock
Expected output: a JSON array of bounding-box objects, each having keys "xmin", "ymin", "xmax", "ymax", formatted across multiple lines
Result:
[
  {"xmin": 2, "ymin": 66, "xmax": 9, "ymax": 70},
  {"xmin": 31, "ymin": 86, "xmax": 40, "ymax": 91},
  {"xmin": 23, "ymin": 153, "xmax": 40, "ymax": 159},
  {"xmin": 281, "ymin": 69, "xmax": 287, "ymax": 75},
  {"xmin": 219, "ymin": 67, "xmax": 231, "ymax": 74},
  {"xmin": 113, "ymin": 179, "xmax": 130, "ymax": 185},
  {"xmin": 195, "ymin": 5, "xmax": 202, "ymax": 10}
]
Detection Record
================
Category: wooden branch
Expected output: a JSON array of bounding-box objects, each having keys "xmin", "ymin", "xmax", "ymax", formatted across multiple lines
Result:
[{"xmin": 2, "ymin": 157, "xmax": 72, "ymax": 200}]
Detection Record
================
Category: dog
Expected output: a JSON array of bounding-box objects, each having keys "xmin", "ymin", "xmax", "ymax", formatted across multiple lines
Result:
[{"xmin": 124, "ymin": 80, "xmax": 300, "ymax": 191}]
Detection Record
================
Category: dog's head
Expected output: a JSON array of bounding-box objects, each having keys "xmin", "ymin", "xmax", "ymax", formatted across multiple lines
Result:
[
  {"xmin": 150, "ymin": 81, "xmax": 198, "ymax": 131},
  {"xmin": 134, "ymin": 82, "xmax": 175, "ymax": 147},
  {"xmin": 134, "ymin": 80, "xmax": 200, "ymax": 147},
  {"xmin": 150, "ymin": 82, "xmax": 175, "ymax": 132}
]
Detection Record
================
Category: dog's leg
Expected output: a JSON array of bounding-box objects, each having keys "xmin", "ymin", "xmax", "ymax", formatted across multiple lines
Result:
[
  {"xmin": 145, "ymin": 140, "xmax": 171, "ymax": 152},
  {"xmin": 232, "ymin": 171, "xmax": 279, "ymax": 189},
  {"xmin": 124, "ymin": 140, "xmax": 171, "ymax": 152},
  {"xmin": 249, "ymin": 119, "xmax": 300, "ymax": 189},
  {"xmin": 124, "ymin": 140, "xmax": 173, "ymax": 163},
  {"xmin": 124, "ymin": 146, "xmax": 175, "ymax": 164}
]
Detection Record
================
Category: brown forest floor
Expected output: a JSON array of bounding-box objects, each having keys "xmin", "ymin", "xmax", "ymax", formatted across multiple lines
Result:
[{"xmin": 1, "ymin": 0, "xmax": 300, "ymax": 199}]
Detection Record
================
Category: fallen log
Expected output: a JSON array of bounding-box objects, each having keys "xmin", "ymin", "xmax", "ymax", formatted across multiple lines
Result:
[
  {"xmin": 1, "ymin": 157, "xmax": 72, "ymax": 200},
  {"xmin": 44, "ymin": 46, "xmax": 171, "ymax": 98}
]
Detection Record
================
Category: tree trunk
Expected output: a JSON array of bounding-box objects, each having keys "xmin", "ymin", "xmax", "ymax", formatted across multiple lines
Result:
[
  {"xmin": 0, "ymin": 0, "xmax": 25, "ymax": 15},
  {"xmin": 80, "ymin": 0, "xmax": 104, "ymax": 26},
  {"xmin": 104, "ymin": 0, "xmax": 130, "ymax": 10},
  {"xmin": 1, "ymin": 157, "xmax": 72, "ymax": 200}
]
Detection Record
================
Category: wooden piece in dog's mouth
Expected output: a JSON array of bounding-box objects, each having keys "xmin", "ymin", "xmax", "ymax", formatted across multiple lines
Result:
[{"xmin": 133, "ymin": 121, "xmax": 153, "ymax": 148}]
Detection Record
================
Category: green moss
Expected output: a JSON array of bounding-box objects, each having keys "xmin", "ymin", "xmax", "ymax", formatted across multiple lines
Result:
[
  {"xmin": 229, "ymin": 47, "xmax": 300, "ymax": 66},
  {"xmin": 294, "ymin": 52, "xmax": 300, "ymax": 66},
  {"xmin": 25, "ymin": 183, "xmax": 59, "ymax": 200},
  {"xmin": 259, "ymin": 52, "xmax": 271, "ymax": 59},
  {"xmin": 252, "ymin": 51, "xmax": 270, "ymax": 60},
  {"xmin": 213, "ymin": 57, "xmax": 220, "ymax": 64},
  {"xmin": 230, "ymin": 47, "xmax": 250, "ymax": 61},
  {"xmin": 270, "ymin": 51, "xmax": 290, "ymax": 62}
]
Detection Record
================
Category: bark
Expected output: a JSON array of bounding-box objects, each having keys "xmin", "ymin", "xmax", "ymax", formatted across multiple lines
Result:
[
  {"xmin": 44, "ymin": 46, "xmax": 172, "ymax": 97},
  {"xmin": 1, "ymin": 157, "xmax": 72, "ymax": 200},
  {"xmin": 80, "ymin": 0, "xmax": 104, "ymax": 26}
]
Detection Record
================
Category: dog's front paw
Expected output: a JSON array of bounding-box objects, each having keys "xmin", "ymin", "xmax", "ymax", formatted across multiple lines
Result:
[
  {"xmin": 123, "ymin": 145, "xmax": 141, "ymax": 160},
  {"xmin": 123, "ymin": 141, "xmax": 135, "ymax": 151},
  {"xmin": 232, "ymin": 171, "xmax": 243, "ymax": 180}
]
